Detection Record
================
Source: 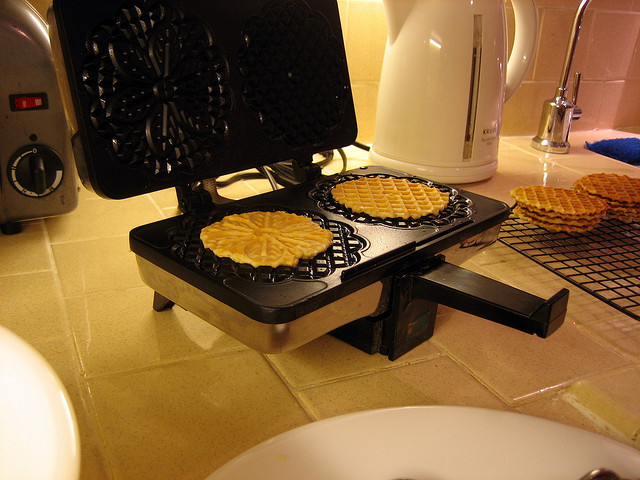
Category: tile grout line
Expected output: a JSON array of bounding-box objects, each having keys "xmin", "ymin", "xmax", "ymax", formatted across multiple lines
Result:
[
  {"xmin": 575, "ymin": 321, "xmax": 640, "ymax": 365},
  {"xmin": 44, "ymin": 217, "xmax": 118, "ymax": 480},
  {"xmin": 428, "ymin": 338, "xmax": 516, "ymax": 409},
  {"xmin": 46, "ymin": 233, "xmax": 130, "ymax": 247},
  {"xmin": 81, "ymin": 346, "xmax": 252, "ymax": 383},
  {"xmin": 144, "ymin": 192, "xmax": 171, "ymax": 219},
  {"xmin": 262, "ymin": 349, "xmax": 448, "ymax": 405},
  {"xmin": 261, "ymin": 353, "xmax": 319, "ymax": 422}
]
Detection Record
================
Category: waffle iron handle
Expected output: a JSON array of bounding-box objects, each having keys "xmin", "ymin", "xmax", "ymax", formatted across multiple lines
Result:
[{"xmin": 416, "ymin": 256, "xmax": 569, "ymax": 337}]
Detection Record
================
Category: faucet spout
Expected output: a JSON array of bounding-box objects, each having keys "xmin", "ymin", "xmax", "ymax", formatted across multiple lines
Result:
[
  {"xmin": 558, "ymin": 0, "xmax": 591, "ymax": 92},
  {"xmin": 532, "ymin": 0, "xmax": 592, "ymax": 154}
]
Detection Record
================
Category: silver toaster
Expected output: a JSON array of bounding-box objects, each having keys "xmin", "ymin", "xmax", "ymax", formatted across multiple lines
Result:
[{"xmin": 0, "ymin": 0, "xmax": 77, "ymax": 234}]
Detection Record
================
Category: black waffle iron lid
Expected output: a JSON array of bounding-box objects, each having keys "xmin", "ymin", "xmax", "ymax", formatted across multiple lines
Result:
[{"xmin": 52, "ymin": 0, "xmax": 357, "ymax": 199}]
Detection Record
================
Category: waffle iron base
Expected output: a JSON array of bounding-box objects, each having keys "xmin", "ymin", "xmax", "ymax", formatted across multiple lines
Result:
[{"xmin": 129, "ymin": 167, "xmax": 533, "ymax": 355}]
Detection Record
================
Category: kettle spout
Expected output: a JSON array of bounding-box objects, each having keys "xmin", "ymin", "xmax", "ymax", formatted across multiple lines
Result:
[{"xmin": 383, "ymin": 0, "xmax": 418, "ymax": 44}]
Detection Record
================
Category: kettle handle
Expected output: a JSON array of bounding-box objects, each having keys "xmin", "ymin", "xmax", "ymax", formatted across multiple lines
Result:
[{"xmin": 505, "ymin": 0, "xmax": 538, "ymax": 101}]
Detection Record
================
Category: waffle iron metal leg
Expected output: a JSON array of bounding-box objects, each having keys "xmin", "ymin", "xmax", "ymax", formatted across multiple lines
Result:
[{"xmin": 153, "ymin": 292, "xmax": 175, "ymax": 311}]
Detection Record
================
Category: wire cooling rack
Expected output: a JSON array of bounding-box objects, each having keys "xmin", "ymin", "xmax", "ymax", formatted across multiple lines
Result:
[{"xmin": 498, "ymin": 216, "xmax": 640, "ymax": 320}]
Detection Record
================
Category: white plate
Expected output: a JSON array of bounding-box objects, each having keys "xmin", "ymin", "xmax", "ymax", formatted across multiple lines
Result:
[
  {"xmin": 0, "ymin": 326, "xmax": 80, "ymax": 480},
  {"xmin": 208, "ymin": 405, "xmax": 640, "ymax": 480}
]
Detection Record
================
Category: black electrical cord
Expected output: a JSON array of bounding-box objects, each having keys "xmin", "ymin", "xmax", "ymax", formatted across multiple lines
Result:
[
  {"xmin": 213, "ymin": 144, "xmax": 355, "ymax": 190},
  {"xmin": 353, "ymin": 141, "xmax": 371, "ymax": 151}
]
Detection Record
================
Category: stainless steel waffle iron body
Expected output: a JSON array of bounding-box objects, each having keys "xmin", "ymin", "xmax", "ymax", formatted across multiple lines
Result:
[{"xmin": 51, "ymin": 0, "xmax": 569, "ymax": 359}]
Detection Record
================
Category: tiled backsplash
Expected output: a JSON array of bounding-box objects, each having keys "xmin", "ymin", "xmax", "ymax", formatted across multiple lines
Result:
[
  {"xmin": 339, "ymin": 0, "xmax": 640, "ymax": 143},
  {"xmin": 30, "ymin": 0, "xmax": 640, "ymax": 144}
]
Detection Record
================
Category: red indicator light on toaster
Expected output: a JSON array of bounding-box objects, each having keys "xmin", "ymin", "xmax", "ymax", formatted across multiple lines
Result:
[{"xmin": 9, "ymin": 93, "xmax": 48, "ymax": 111}]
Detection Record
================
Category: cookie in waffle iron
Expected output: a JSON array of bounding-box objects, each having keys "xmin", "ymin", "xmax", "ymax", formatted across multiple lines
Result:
[
  {"xmin": 573, "ymin": 173, "xmax": 640, "ymax": 221},
  {"xmin": 510, "ymin": 185, "xmax": 608, "ymax": 233},
  {"xmin": 330, "ymin": 176, "xmax": 450, "ymax": 220},
  {"xmin": 200, "ymin": 211, "xmax": 334, "ymax": 268}
]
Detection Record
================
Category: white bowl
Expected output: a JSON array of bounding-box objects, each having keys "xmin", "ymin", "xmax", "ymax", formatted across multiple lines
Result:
[
  {"xmin": 209, "ymin": 405, "xmax": 640, "ymax": 480},
  {"xmin": 0, "ymin": 326, "xmax": 80, "ymax": 480}
]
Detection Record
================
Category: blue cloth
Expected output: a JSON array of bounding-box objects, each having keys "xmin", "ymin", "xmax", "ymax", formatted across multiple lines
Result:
[{"xmin": 585, "ymin": 138, "xmax": 640, "ymax": 165}]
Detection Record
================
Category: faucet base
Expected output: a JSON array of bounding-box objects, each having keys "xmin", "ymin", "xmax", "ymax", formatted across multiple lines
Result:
[{"xmin": 531, "ymin": 136, "xmax": 571, "ymax": 154}]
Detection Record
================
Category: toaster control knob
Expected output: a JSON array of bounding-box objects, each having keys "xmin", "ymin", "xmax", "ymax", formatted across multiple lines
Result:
[{"xmin": 8, "ymin": 145, "xmax": 64, "ymax": 197}]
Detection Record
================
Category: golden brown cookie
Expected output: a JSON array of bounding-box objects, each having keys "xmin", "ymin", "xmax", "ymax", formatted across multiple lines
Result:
[
  {"xmin": 574, "ymin": 173, "xmax": 640, "ymax": 221},
  {"xmin": 200, "ymin": 211, "xmax": 333, "ymax": 268},
  {"xmin": 512, "ymin": 205, "xmax": 600, "ymax": 233},
  {"xmin": 510, "ymin": 185, "xmax": 608, "ymax": 233},
  {"xmin": 573, "ymin": 173, "xmax": 640, "ymax": 204},
  {"xmin": 331, "ymin": 176, "xmax": 449, "ymax": 219}
]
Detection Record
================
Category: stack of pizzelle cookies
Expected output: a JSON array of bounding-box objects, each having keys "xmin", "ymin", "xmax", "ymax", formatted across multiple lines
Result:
[
  {"xmin": 573, "ymin": 172, "xmax": 640, "ymax": 222},
  {"xmin": 510, "ymin": 185, "xmax": 608, "ymax": 233},
  {"xmin": 511, "ymin": 172, "xmax": 640, "ymax": 233}
]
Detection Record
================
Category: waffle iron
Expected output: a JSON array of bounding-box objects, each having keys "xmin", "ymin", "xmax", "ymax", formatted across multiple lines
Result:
[{"xmin": 50, "ymin": 0, "xmax": 569, "ymax": 360}]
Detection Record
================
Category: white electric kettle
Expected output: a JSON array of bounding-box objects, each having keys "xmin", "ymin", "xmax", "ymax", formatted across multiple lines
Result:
[{"xmin": 369, "ymin": 0, "xmax": 538, "ymax": 183}]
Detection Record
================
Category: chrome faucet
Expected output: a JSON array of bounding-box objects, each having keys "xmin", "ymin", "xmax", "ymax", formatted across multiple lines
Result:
[{"xmin": 531, "ymin": 0, "xmax": 592, "ymax": 153}]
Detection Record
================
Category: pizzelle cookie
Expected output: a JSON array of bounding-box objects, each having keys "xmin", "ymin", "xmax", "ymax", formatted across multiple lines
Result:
[
  {"xmin": 331, "ymin": 176, "xmax": 449, "ymax": 220},
  {"xmin": 510, "ymin": 185, "xmax": 608, "ymax": 233},
  {"xmin": 200, "ymin": 211, "xmax": 333, "ymax": 268},
  {"xmin": 573, "ymin": 173, "xmax": 640, "ymax": 222}
]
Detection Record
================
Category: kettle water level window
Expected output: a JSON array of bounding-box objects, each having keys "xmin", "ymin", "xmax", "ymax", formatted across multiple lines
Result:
[{"xmin": 463, "ymin": 14, "xmax": 483, "ymax": 161}]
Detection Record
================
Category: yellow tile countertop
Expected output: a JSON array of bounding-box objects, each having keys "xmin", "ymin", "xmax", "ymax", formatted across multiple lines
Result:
[{"xmin": 2, "ymin": 129, "xmax": 640, "ymax": 479}]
